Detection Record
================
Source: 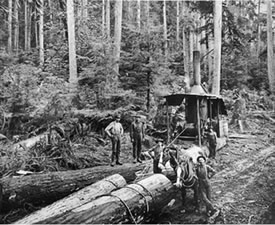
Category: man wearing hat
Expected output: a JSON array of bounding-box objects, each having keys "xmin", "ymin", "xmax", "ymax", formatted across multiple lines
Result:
[
  {"xmin": 105, "ymin": 114, "xmax": 124, "ymax": 166},
  {"xmin": 196, "ymin": 155, "xmax": 218, "ymax": 216},
  {"xmin": 205, "ymin": 126, "xmax": 217, "ymax": 159},
  {"xmin": 130, "ymin": 114, "xmax": 145, "ymax": 163}
]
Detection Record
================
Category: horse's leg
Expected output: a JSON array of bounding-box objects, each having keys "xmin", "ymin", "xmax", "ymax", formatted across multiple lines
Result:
[{"xmin": 181, "ymin": 187, "xmax": 187, "ymax": 208}]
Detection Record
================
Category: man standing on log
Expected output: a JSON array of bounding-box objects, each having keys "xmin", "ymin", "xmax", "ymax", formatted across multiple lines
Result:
[
  {"xmin": 105, "ymin": 114, "xmax": 124, "ymax": 166},
  {"xmin": 130, "ymin": 115, "xmax": 145, "ymax": 163}
]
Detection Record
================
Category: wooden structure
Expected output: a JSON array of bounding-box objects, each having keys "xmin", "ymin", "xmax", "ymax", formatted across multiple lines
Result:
[{"xmin": 163, "ymin": 51, "xmax": 228, "ymax": 148}]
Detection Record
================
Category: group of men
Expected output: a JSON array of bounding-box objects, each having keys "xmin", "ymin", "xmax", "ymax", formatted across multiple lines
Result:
[
  {"xmin": 104, "ymin": 114, "xmax": 145, "ymax": 167},
  {"xmin": 104, "ymin": 113, "xmax": 218, "ymax": 216}
]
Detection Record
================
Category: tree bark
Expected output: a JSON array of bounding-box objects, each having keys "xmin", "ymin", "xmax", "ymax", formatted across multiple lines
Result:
[
  {"xmin": 24, "ymin": 0, "xmax": 29, "ymax": 50},
  {"xmin": 113, "ymin": 0, "xmax": 123, "ymax": 76},
  {"xmin": 267, "ymin": 0, "xmax": 275, "ymax": 94},
  {"xmin": 39, "ymin": 0, "xmax": 44, "ymax": 67},
  {"xmin": 1, "ymin": 161, "xmax": 150, "ymax": 211},
  {"xmin": 8, "ymin": 0, "xmax": 12, "ymax": 53},
  {"xmin": 176, "ymin": 0, "xmax": 180, "ymax": 42},
  {"xmin": 137, "ymin": 0, "xmax": 141, "ymax": 32},
  {"xmin": 34, "ymin": 174, "xmax": 177, "ymax": 224},
  {"xmin": 106, "ymin": 0, "xmax": 110, "ymax": 40},
  {"xmin": 14, "ymin": 0, "xmax": 19, "ymax": 54},
  {"xmin": 102, "ymin": 0, "xmax": 105, "ymax": 35},
  {"xmin": 163, "ymin": 0, "xmax": 168, "ymax": 64},
  {"xmin": 212, "ymin": 0, "xmax": 222, "ymax": 95},
  {"xmin": 67, "ymin": 0, "xmax": 78, "ymax": 85},
  {"xmin": 15, "ymin": 174, "xmax": 127, "ymax": 224}
]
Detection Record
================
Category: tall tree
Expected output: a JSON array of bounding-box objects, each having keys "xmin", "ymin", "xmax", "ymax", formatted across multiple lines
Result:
[
  {"xmin": 14, "ymin": 0, "xmax": 19, "ymax": 54},
  {"xmin": 106, "ymin": 0, "xmax": 110, "ymax": 40},
  {"xmin": 39, "ymin": 0, "xmax": 44, "ymax": 67},
  {"xmin": 113, "ymin": 0, "xmax": 123, "ymax": 76},
  {"xmin": 212, "ymin": 0, "xmax": 222, "ymax": 95},
  {"xmin": 163, "ymin": 0, "xmax": 168, "ymax": 63},
  {"xmin": 8, "ymin": 0, "xmax": 12, "ymax": 53},
  {"xmin": 137, "ymin": 0, "xmax": 141, "ymax": 32},
  {"xmin": 176, "ymin": 0, "xmax": 180, "ymax": 42},
  {"xmin": 102, "ymin": 0, "xmax": 105, "ymax": 35},
  {"xmin": 24, "ymin": 0, "xmax": 29, "ymax": 50},
  {"xmin": 67, "ymin": 0, "xmax": 78, "ymax": 84},
  {"xmin": 267, "ymin": 0, "xmax": 275, "ymax": 93}
]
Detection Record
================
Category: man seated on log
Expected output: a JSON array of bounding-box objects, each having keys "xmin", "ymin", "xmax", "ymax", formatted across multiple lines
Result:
[
  {"xmin": 196, "ymin": 155, "xmax": 219, "ymax": 216},
  {"xmin": 105, "ymin": 114, "xmax": 124, "ymax": 166}
]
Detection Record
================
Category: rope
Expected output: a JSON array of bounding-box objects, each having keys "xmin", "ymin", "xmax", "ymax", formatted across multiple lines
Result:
[
  {"xmin": 104, "ymin": 179, "xmax": 119, "ymax": 189},
  {"xmin": 110, "ymin": 193, "xmax": 138, "ymax": 225},
  {"xmin": 134, "ymin": 182, "xmax": 155, "ymax": 206},
  {"xmin": 123, "ymin": 186, "xmax": 150, "ymax": 214}
]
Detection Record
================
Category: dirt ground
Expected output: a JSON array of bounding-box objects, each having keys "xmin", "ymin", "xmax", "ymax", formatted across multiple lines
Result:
[{"xmin": 151, "ymin": 120, "xmax": 275, "ymax": 224}]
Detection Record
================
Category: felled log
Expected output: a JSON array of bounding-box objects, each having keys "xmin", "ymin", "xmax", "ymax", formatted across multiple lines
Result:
[
  {"xmin": 1, "ymin": 161, "xmax": 151, "ymax": 211},
  {"xmin": 32, "ymin": 173, "xmax": 177, "ymax": 224},
  {"xmin": 15, "ymin": 174, "xmax": 126, "ymax": 224}
]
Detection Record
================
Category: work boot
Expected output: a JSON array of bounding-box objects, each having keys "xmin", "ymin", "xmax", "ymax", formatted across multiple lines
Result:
[
  {"xmin": 110, "ymin": 161, "xmax": 115, "ymax": 167},
  {"xmin": 133, "ymin": 158, "xmax": 137, "ymax": 163},
  {"xmin": 137, "ymin": 158, "xmax": 142, "ymax": 163},
  {"xmin": 116, "ymin": 161, "xmax": 123, "ymax": 165}
]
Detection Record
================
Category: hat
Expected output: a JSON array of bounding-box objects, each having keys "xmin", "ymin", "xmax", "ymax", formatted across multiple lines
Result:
[
  {"xmin": 154, "ymin": 138, "xmax": 163, "ymax": 143},
  {"xmin": 114, "ymin": 114, "xmax": 121, "ymax": 119},
  {"xmin": 197, "ymin": 155, "xmax": 206, "ymax": 163}
]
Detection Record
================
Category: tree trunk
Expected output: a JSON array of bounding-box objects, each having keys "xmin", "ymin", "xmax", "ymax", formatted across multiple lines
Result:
[
  {"xmin": 102, "ymin": 0, "xmax": 105, "ymax": 35},
  {"xmin": 14, "ymin": 0, "xmax": 19, "ymax": 54},
  {"xmin": 34, "ymin": 174, "xmax": 177, "ymax": 224},
  {"xmin": 137, "ymin": 0, "xmax": 141, "ymax": 32},
  {"xmin": 176, "ymin": 0, "xmax": 180, "ymax": 42},
  {"xmin": 1, "ymin": 161, "xmax": 151, "ymax": 212},
  {"xmin": 39, "ymin": 0, "xmax": 44, "ymax": 67},
  {"xmin": 113, "ymin": 0, "xmax": 123, "ymax": 76},
  {"xmin": 34, "ymin": 7, "xmax": 38, "ymax": 48},
  {"xmin": 27, "ymin": 3, "xmax": 32, "ymax": 50},
  {"xmin": 146, "ymin": 0, "xmax": 150, "ymax": 32},
  {"xmin": 48, "ymin": 0, "xmax": 53, "ymax": 42},
  {"xmin": 67, "ymin": 0, "xmax": 78, "ymax": 85},
  {"xmin": 207, "ymin": 33, "xmax": 214, "ymax": 89},
  {"xmin": 106, "ymin": 0, "xmax": 110, "ymax": 40},
  {"xmin": 267, "ymin": 0, "xmax": 275, "ymax": 94},
  {"xmin": 15, "ymin": 174, "xmax": 127, "ymax": 224},
  {"xmin": 189, "ymin": 29, "xmax": 194, "ymax": 84},
  {"xmin": 212, "ymin": 0, "xmax": 222, "ymax": 95},
  {"xmin": 163, "ymin": 0, "xmax": 168, "ymax": 64},
  {"xmin": 24, "ymin": 0, "xmax": 28, "ymax": 50},
  {"xmin": 8, "ymin": 0, "xmax": 12, "ymax": 53}
]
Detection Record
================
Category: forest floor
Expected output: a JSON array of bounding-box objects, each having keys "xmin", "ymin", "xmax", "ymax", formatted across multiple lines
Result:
[
  {"xmin": 151, "ymin": 116, "xmax": 275, "ymax": 224},
  {"xmin": 1, "ymin": 111, "xmax": 275, "ymax": 224}
]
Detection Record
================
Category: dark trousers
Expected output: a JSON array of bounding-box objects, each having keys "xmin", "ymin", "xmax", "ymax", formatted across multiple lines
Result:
[
  {"xmin": 111, "ymin": 136, "xmax": 121, "ymax": 163},
  {"xmin": 133, "ymin": 137, "xmax": 142, "ymax": 160},
  {"xmin": 199, "ymin": 179, "xmax": 215, "ymax": 212},
  {"xmin": 153, "ymin": 159, "xmax": 162, "ymax": 173},
  {"xmin": 209, "ymin": 144, "xmax": 216, "ymax": 158}
]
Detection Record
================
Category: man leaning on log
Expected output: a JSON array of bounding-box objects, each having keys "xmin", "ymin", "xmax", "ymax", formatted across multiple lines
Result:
[{"xmin": 105, "ymin": 114, "xmax": 124, "ymax": 166}]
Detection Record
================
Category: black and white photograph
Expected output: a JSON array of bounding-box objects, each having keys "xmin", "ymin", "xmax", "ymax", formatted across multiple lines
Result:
[{"xmin": 0, "ymin": 0, "xmax": 274, "ymax": 224}]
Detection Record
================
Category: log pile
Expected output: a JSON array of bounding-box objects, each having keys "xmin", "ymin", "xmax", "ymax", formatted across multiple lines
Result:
[
  {"xmin": 1, "ymin": 161, "xmax": 151, "ymax": 211},
  {"xmin": 15, "ymin": 174, "xmax": 126, "ymax": 224},
  {"xmin": 15, "ymin": 173, "xmax": 176, "ymax": 224}
]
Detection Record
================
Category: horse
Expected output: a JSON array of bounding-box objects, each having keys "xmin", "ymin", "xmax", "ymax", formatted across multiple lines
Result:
[{"xmin": 158, "ymin": 145, "xmax": 207, "ymax": 210}]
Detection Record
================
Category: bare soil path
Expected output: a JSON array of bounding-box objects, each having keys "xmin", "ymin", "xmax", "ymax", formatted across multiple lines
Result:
[{"xmin": 152, "ymin": 131, "xmax": 275, "ymax": 224}]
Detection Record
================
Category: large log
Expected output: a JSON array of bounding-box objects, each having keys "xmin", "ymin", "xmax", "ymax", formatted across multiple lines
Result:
[
  {"xmin": 31, "ymin": 173, "xmax": 177, "ymax": 224},
  {"xmin": 1, "ymin": 161, "xmax": 151, "ymax": 211},
  {"xmin": 15, "ymin": 174, "xmax": 126, "ymax": 224}
]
